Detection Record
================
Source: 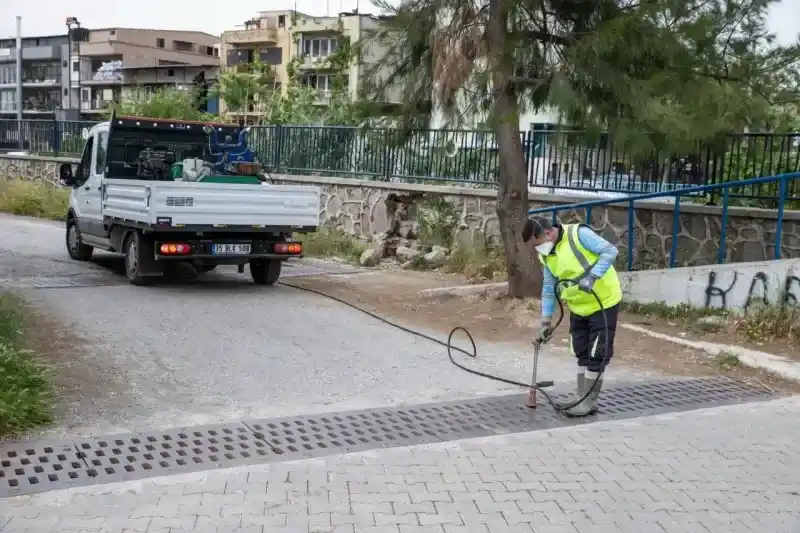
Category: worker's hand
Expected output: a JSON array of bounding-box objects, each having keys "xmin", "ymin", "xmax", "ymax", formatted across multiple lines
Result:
[
  {"xmin": 578, "ymin": 274, "xmax": 597, "ymax": 293},
  {"xmin": 532, "ymin": 323, "xmax": 552, "ymax": 347}
]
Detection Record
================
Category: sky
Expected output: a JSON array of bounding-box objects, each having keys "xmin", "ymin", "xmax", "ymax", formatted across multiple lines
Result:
[{"xmin": 0, "ymin": 0, "xmax": 798, "ymax": 43}]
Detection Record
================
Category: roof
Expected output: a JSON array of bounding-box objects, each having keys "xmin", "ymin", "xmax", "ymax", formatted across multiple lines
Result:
[
  {"xmin": 90, "ymin": 27, "xmax": 220, "ymax": 40},
  {"xmin": 120, "ymin": 64, "xmax": 219, "ymax": 71}
]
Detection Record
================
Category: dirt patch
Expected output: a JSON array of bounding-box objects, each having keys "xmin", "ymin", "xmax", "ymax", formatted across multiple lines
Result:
[
  {"xmin": 621, "ymin": 313, "xmax": 796, "ymax": 361},
  {"xmin": 285, "ymin": 270, "xmax": 800, "ymax": 394}
]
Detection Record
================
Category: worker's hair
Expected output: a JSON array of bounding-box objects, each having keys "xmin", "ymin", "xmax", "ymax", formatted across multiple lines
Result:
[{"xmin": 522, "ymin": 216, "xmax": 554, "ymax": 243}]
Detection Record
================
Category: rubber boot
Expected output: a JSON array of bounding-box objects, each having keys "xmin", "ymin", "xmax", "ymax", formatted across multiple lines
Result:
[
  {"xmin": 576, "ymin": 372, "xmax": 586, "ymax": 400},
  {"xmin": 565, "ymin": 371, "xmax": 603, "ymax": 417}
]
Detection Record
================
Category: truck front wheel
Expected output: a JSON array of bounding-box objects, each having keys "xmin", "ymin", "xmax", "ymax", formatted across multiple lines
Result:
[
  {"xmin": 250, "ymin": 259, "xmax": 282, "ymax": 285},
  {"xmin": 66, "ymin": 218, "xmax": 93, "ymax": 261}
]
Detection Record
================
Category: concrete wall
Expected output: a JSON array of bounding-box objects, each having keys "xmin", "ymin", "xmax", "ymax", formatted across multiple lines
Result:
[
  {"xmin": 621, "ymin": 258, "xmax": 800, "ymax": 311},
  {"xmin": 2, "ymin": 153, "xmax": 799, "ymax": 271}
]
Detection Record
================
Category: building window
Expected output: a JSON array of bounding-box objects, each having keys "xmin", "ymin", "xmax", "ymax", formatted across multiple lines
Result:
[
  {"xmin": 81, "ymin": 88, "xmax": 89, "ymax": 102},
  {"xmin": 278, "ymin": 15, "xmax": 286, "ymax": 27},
  {"xmin": 109, "ymin": 30, "xmax": 116, "ymax": 36},
  {"xmin": 302, "ymin": 38, "xmax": 339, "ymax": 58},
  {"xmin": 206, "ymin": 46, "xmax": 213, "ymax": 56},
  {"xmin": 72, "ymin": 61, "xmax": 79, "ymax": 72},
  {"xmin": 64, "ymin": 88, "xmax": 68, "ymax": 96},
  {"xmin": 301, "ymin": 73, "xmax": 333, "ymax": 91},
  {"xmin": 167, "ymin": 69, "xmax": 175, "ymax": 77},
  {"xmin": 0, "ymin": 65, "xmax": 15, "ymax": 84},
  {"xmin": 157, "ymin": 38, "xmax": 165, "ymax": 48},
  {"xmin": 62, "ymin": 61, "xmax": 67, "ymax": 68}
]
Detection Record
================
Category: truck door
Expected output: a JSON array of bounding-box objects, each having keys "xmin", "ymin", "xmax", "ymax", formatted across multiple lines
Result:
[
  {"xmin": 71, "ymin": 133, "xmax": 95, "ymax": 236},
  {"xmin": 79, "ymin": 127, "xmax": 108, "ymax": 237}
]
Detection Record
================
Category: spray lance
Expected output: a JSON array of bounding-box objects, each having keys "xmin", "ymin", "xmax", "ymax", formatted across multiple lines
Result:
[{"xmin": 445, "ymin": 277, "xmax": 611, "ymax": 415}]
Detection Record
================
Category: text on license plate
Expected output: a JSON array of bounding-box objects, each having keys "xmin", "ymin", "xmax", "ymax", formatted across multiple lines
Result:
[{"xmin": 212, "ymin": 243, "xmax": 251, "ymax": 255}]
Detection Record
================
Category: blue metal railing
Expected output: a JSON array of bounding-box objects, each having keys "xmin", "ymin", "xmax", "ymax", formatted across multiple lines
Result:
[{"xmin": 528, "ymin": 172, "xmax": 800, "ymax": 271}]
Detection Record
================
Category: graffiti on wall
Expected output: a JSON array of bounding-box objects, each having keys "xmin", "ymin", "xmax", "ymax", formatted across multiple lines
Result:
[{"xmin": 704, "ymin": 270, "xmax": 800, "ymax": 311}]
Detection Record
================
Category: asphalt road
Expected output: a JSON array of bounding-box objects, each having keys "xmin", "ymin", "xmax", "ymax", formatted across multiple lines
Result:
[{"xmin": 0, "ymin": 214, "xmax": 659, "ymax": 439}]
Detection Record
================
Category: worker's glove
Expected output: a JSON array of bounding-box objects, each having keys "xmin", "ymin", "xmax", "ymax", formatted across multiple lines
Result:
[
  {"xmin": 532, "ymin": 323, "xmax": 552, "ymax": 347},
  {"xmin": 578, "ymin": 274, "xmax": 598, "ymax": 293}
]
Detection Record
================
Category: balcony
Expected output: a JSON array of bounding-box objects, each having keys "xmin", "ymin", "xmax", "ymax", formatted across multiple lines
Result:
[
  {"xmin": 223, "ymin": 27, "xmax": 278, "ymax": 45},
  {"xmin": 0, "ymin": 67, "xmax": 62, "ymax": 87},
  {"xmin": 81, "ymin": 100, "xmax": 114, "ymax": 112}
]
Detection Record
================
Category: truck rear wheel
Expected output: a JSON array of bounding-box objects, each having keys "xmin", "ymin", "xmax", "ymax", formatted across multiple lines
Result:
[
  {"xmin": 66, "ymin": 218, "xmax": 93, "ymax": 261},
  {"xmin": 124, "ymin": 232, "xmax": 152, "ymax": 286},
  {"xmin": 250, "ymin": 259, "xmax": 282, "ymax": 285}
]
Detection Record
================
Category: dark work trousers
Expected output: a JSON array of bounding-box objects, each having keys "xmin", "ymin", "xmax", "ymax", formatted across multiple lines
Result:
[{"xmin": 569, "ymin": 303, "xmax": 620, "ymax": 373}]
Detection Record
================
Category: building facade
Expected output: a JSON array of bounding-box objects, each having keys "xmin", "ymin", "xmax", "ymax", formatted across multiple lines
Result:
[
  {"xmin": 219, "ymin": 10, "xmax": 400, "ymax": 118},
  {"xmin": 0, "ymin": 28, "xmax": 220, "ymax": 119},
  {"xmin": 71, "ymin": 28, "xmax": 220, "ymax": 117},
  {"xmin": 0, "ymin": 34, "xmax": 69, "ymax": 117}
]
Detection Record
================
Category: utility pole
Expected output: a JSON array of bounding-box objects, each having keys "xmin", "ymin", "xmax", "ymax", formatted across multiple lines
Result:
[{"xmin": 15, "ymin": 16, "xmax": 23, "ymax": 148}]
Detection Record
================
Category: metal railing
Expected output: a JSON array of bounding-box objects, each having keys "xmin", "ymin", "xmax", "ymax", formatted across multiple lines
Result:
[
  {"xmin": 528, "ymin": 172, "xmax": 800, "ymax": 271},
  {"xmin": 0, "ymin": 118, "xmax": 798, "ymax": 203}
]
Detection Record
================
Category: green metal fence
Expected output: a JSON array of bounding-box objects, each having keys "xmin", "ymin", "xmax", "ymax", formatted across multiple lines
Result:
[{"xmin": 1, "ymin": 119, "xmax": 799, "ymax": 203}]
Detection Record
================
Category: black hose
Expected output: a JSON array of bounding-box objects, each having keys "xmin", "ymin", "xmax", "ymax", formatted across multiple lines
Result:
[{"xmin": 278, "ymin": 277, "xmax": 610, "ymax": 416}]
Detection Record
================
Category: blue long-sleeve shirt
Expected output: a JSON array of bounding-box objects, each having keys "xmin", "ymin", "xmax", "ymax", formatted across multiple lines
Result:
[{"xmin": 541, "ymin": 226, "xmax": 618, "ymax": 322}]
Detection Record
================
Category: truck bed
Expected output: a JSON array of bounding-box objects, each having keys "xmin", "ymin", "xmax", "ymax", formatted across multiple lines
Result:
[{"xmin": 103, "ymin": 179, "xmax": 320, "ymax": 230}]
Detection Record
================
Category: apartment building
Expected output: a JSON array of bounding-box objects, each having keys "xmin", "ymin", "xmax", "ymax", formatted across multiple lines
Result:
[
  {"xmin": 72, "ymin": 28, "xmax": 220, "ymax": 116},
  {"xmin": 219, "ymin": 10, "xmax": 399, "ymax": 117},
  {"xmin": 1, "ymin": 28, "xmax": 221, "ymax": 119},
  {"xmin": 0, "ymin": 34, "xmax": 69, "ymax": 116}
]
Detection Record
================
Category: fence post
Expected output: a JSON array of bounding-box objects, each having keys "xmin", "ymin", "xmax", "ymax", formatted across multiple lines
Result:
[
  {"xmin": 273, "ymin": 125, "xmax": 282, "ymax": 173},
  {"xmin": 384, "ymin": 129, "xmax": 391, "ymax": 181},
  {"xmin": 52, "ymin": 119, "xmax": 61, "ymax": 155}
]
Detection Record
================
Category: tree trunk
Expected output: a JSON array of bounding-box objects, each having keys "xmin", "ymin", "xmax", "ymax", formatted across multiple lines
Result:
[{"xmin": 486, "ymin": 0, "xmax": 542, "ymax": 299}]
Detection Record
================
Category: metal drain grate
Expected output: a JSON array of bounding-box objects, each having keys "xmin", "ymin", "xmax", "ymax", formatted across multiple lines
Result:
[{"xmin": 0, "ymin": 377, "xmax": 777, "ymax": 497}]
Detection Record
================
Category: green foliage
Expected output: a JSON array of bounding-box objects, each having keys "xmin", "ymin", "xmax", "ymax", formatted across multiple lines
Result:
[
  {"xmin": 0, "ymin": 181, "xmax": 70, "ymax": 220},
  {"xmin": 416, "ymin": 197, "xmax": 459, "ymax": 247},
  {"xmin": 111, "ymin": 86, "xmax": 217, "ymax": 121},
  {"xmin": 366, "ymin": 0, "xmax": 800, "ymax": 158},
  {"xmin": 0, "ymin": 294, "xmax": 54, "ymax": 438},
  {"xmin": 301, "ymin": 228, "xmax": 367, "ymax": 263}
]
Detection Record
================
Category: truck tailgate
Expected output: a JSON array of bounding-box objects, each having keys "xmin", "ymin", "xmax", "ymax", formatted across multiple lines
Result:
[{"xmin": 103, "ymin": 180, "xmax": 320, "ymax": 229}]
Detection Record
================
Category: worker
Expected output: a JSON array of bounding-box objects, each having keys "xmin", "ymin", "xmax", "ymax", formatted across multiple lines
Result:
[{"xmin": 521, "ymin": 216, "xmax": 622, "ymax": 417}]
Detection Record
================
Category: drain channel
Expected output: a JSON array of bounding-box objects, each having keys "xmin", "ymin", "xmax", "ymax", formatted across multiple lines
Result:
[{"xmin": 0, "ymin": 376, "xmax": 776, "ymax": 498}]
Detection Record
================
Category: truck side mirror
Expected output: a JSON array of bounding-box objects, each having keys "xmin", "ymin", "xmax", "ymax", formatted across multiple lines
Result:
[{"xmin": 59, "ymin": 163, "xmax": 76, "ymax": 186}]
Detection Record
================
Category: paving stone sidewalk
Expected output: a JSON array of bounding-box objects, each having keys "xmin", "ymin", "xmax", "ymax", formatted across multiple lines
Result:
[{"xmin": 2, "ymin": 397, "xmax": 799, "ymax": 533}]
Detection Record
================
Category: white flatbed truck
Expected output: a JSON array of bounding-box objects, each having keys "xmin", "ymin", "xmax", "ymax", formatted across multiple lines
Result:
[{"xmin": 58, "ymin": 115, "xmax": 320, "ymax": 286}]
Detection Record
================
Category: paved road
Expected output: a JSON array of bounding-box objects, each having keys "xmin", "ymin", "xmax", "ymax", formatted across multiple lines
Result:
[
  {"xmin": 0, "ymin": 215, "xmax": 662, "ymax": 439},
  {"xmin": 1, "ymin": 396, "xmax": 798, "ymax": 533}
]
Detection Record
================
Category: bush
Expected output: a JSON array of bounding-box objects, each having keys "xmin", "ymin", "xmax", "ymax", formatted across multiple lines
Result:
[
  {"xmin": 0, "ymin": 294, "xmax": 54, "ymax": 437},
  {"xmin": 0, "ymin": 181, "xmax": 69, "ymax": 220},
  {"xmin": 300, "ymin": 228, "xmax": 367, "ymax": 263}
]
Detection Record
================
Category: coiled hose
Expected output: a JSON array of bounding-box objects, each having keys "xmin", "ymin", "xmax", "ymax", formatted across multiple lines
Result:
[{"xmin": 278, "ymin": 277, "xmax": 609, "ymax": 415}]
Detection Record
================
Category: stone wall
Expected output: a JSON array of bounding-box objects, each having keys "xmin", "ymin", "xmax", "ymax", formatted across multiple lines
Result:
[{"xmin": 2, "ymin": 153, "xmax": 799, "ymax": 269}]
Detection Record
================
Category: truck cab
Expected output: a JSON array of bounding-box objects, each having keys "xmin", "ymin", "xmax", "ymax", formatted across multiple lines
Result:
[{"xmin": 59, "ymin": 115, "xmax": 320, "ymax": 286}]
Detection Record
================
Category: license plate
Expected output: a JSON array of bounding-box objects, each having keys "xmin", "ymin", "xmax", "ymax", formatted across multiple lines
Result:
[{"xmin": 212, "ymin": 243, "xmax": 251, "ymax": 255}]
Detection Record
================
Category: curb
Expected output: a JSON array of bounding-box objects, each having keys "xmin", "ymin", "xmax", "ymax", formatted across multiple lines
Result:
[{"xmin": 419, "ymin": 282, "xmax": 507, "ymax": 298}]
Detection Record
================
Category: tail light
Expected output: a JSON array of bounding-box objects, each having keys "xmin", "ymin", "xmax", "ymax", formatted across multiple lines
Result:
[
  {"xmin": 274, "ymin": 242, "xmax": 302, "ymax": 254},
  {"xmin": 159, "ymin": 243, "xmax": 192, "ymax": 255}
]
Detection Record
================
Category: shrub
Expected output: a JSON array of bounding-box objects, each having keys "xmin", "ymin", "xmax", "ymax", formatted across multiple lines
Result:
[
  {"xmin": 0, "ymin": 294, "xmax": 54, "ymax": 437},
  {"xmin": 300, "ymin": 228, "xmax": 367, "ymax": 263},
  {"xmin": 0, "ymin": 181, "xmax": 69, "ymax": 220}
]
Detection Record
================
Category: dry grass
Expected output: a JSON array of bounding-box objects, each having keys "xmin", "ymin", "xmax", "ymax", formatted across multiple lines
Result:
[{"xmin": 0, "ymin": 181, "xmax": 69, "ymax": 221}]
